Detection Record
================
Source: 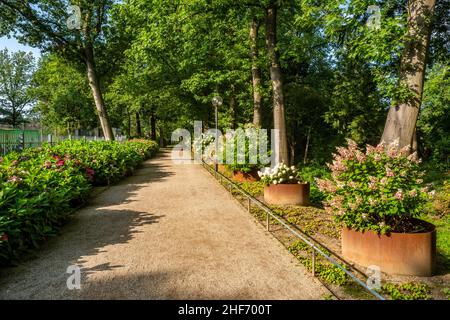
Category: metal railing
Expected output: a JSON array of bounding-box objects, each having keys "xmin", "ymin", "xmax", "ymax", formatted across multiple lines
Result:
[{"xmin": 202, "ymin": 161, "xmax": 386, "ymax": 301}]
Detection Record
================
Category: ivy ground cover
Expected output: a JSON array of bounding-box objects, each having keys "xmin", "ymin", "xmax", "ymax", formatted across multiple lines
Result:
[{"xmin": 0, "ymin": 139, "xmax": 159, "ymax": 265}]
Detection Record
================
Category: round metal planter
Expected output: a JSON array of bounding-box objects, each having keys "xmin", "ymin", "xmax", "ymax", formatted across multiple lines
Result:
[
  {"xmin": 263, "ymin": 183, "xmax": 310, "ymax": 206},
  {"xmin": 341, "ymin": 221, "xmax": 436, "ymax": 276}
]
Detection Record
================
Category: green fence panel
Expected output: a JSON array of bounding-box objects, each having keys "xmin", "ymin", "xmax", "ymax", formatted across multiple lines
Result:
[{"xmin": 0, "ymin": 129, "xmax": 42, "ymax": 155}]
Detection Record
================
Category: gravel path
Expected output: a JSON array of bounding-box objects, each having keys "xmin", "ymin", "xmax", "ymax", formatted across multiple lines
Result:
[{"xmin": 0, "ymin": 149, "xmax": 328, "ymax": 299}]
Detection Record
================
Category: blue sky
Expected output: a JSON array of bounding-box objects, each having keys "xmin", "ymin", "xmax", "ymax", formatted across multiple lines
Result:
[{"xmin": 0, "ymin": 36, "xmax": 42, "ymax": 59}]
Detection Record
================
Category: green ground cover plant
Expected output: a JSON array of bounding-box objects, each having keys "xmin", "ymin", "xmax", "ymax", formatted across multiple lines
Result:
[{"xmin": 381, "ymin": 282, "xmax": 431, "ymax": 300}]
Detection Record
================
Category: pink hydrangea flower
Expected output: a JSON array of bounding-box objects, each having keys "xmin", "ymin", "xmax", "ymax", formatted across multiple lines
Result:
[
  {"xmin": 394, "ymin": 189, "xmax": 404, "ymax": 200},
  {"xmin": 386, "ymin": 167, "xmax": 395, "ymax": 177},
  {"xmin": 399, "ymin": 145, "xmax": 411, "ymax": 156},
  {"xmin": 387, "ymin": 147, "xmax": 397, "ymax": 158},
  {"xmin": 317, "ymin": 179, "xmax": 337, "ymax": 193},
  {"xmin": 8, "ymin": 176, "xmax": 22, "ymax": 183},
  {"xmin": 356, "ymin": 150, "xmax": 366, "ymax": 163}
]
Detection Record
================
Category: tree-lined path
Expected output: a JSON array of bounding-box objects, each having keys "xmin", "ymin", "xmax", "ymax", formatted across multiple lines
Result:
[{"xmin": 0, "ymin": 149, "xmax": 327, "ymax": 299}]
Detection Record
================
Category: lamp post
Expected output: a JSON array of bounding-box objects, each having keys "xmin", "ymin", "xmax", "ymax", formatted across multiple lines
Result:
[{"xmin": 211, "ymin": 96, "xmax": 223, "ymax": 172}]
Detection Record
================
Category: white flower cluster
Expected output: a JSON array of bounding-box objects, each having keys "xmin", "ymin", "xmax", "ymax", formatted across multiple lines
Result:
[{"xmin": 258, "ymin": 163, "xmax": 300, "ymax": 185}]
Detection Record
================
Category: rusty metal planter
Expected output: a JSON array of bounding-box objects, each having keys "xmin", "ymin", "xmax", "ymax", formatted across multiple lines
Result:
[
  {"xmin": 263, "ymin": 183, "xmax": 310, "ymax": 206},
  {"xmin": 341, "ymin": 221, "xmax": 436, "ymax": 276}
]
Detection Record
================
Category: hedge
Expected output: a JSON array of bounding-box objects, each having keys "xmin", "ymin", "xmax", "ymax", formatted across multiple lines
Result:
[{"xmin": 0, "ymin": 139, "xmax": 159, "ymax": 265}]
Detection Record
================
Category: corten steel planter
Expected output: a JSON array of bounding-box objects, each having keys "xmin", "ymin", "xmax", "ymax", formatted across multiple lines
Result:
[
  {"xmin": 232, "ymin": 170, "xmax": 260, "ymax": 182},
  {"xmin": 341, "ymin": 220, "xmax": 436, "ymax": 276},
  {"xmin": 263, "ymin": 183, "xmax": 310, "ymax": 206}
]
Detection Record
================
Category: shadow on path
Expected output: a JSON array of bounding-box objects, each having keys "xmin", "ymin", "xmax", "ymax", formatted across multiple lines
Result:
[{"xmin": 0, "ymin": 153, "xmax": 169, "ymax": 299}]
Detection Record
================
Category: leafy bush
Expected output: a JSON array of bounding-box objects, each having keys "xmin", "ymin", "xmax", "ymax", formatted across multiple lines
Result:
[
  {"xmin": 49, "ymin": 139, "xmax": 158, "ymax": 185},
  {"xmin": 0, "ymin": 139, "xmax": 158, "ymax": 265},
  {"xmin": 222, "ymin": 124, "xmax": 271, "ymax": 173},
  {"xmin": 425, "ymin": 180, "xmax": 450, "ymax": 218},
  {"xmin": 192, "ymin": 133, "xmax": 215, "ymax": 161},
  {"xmin": 442, "ymin": 288, "xmax": 450, "ymax": 300},
  {"xmin": 194, "ymin": 124, "xmax": 271, "ymax": 173},
  {"xmin": 317, "ymin": 139, "xmax": 434, "ymax": 234},
  {"xmin": 297, "ymin": 164, "xmax": 331, "ymax": 205},
  {"xmin": 258, "ymin": 163, "xmax": 304, "ymax": 185}
]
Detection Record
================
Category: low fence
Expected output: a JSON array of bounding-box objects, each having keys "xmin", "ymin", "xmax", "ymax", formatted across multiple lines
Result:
[
  {"xmin": 0, "ymin": 130, "xmax": 41, "ymax": 156},
  {"xmin": 0, "ymin": 130, "xmax": 127, "ymax": 156}
]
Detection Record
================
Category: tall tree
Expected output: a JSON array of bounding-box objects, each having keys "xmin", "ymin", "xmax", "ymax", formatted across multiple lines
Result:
[
  {"xmin": 381, "ymin": 0, "xmax": 437, "ymax": 150},
  {"xmin": 32, "ymin": 54, "xmax": 97, "ymax": 134},
  {"xmin": 266, "ymin": 0, "xmax": 288, "ymax": 164},
  {"xmin": 0, "ymin": 0, "xmax": 115, "ymax": 140},
  {"xmin": 250, "ymin": 15, "xmax": 263, "ymax": 127},
  {"xmin": 0, "ymin": 49, "xmax": 34, "ymax": 127}
]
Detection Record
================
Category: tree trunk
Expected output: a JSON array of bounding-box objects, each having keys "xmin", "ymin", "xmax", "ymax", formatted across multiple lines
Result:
[
  {"xmin": 230, "ymin": 84, "xmax": 237, "ymax": 129},
  {"xmin": 250, "ymin": 17, "xmax": 262, "ymax": 127},
  {"xmin": 266, "ymin": 3, "xmax": 289, "ymax": 165},
  {"xmin": 303, "ymin": 127, "xmax": 311, "ymax": 165},
  {"xmin": 11, "ymin": 107, "xmax": 17, "ymax": 128},
  {"xmin": 159, "ymin": 123, "xmax": 164, "ymax": 147},
  {"xmin": 412, "ymin": 125, "xmax": 418, "ymax": 155},
  {"xmin": 84, "ymin": 45, "xmax": 114, "ymax": 141},
  {"xmin": 380, "ymin": 0, "xmax": 436, "ymax": 151},
  {"xmin": 135, "ymin": 111, "xmax": 142, "ymax": 137},
  {"xmin": 127, "ymin": 111, "xmax": 131, "ymax": 138},
  {"xmin": 150, "ymin": 109, "xmax": 157, "ymax": 141},
  {"xmin": 290, "ymin": 141, "xmax": 296, "ymax": 165}
]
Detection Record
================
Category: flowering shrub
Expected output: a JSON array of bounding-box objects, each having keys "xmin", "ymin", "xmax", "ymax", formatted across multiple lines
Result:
[
  {"xmin": 0, "ymin": 139, "xmax": 158, "ymax": 265},
  {"xmin": 192, "ymin": 133, "xmax": 215, "ymax": 161},
  {"xmin": 193, "ymin": 125, "xmax": 271, "ymax": 173},
  {"xmin": 258, "ymin": 163, "xmax": 304, "ymax": 185},
  {"xmin": 223, "ymin": 124, "xmax": 271, "ymax": 173},
  {"xmin": 317, "ymin": 140, "xmax": 434, "ymax": 234}
]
